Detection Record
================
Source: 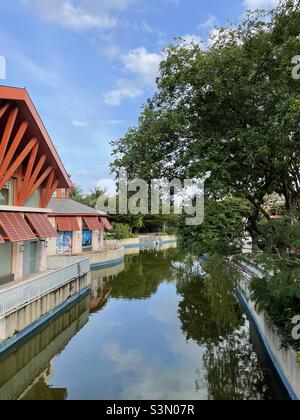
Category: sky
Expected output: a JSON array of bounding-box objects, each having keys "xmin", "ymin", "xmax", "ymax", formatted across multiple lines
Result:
[{"xmin": 0, "ymin": 0, "xmax": 278, "ymax": 193}]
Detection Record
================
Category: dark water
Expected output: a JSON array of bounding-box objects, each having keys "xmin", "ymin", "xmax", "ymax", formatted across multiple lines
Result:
[{"xmin": 0, "ymin": 248, "xmax": 289, "ymax": 400}]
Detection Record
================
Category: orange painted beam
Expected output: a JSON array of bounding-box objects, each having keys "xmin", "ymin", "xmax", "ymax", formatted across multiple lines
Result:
[
  {"xmin": 0, "ymin": 137, "xmax": 38, "ymax": 190},
  {"xmin": 18, "ymin": 142, "xmax": 39, "ymax": 204},
  {"xmin": 19, "ymin": 153, "xmax": 46, "ymax": 204},
  {"xmin": 43, "ymin": 177, "xmax": 59, "ymax": 208},
  {"xmin": 25, "ymin": 166, "xmax": 53, "ymax": 202},
  {"xmin": 0, "ymin": 103, "xmax": 10, "ymax": 120},
  {"xmin": 0, "ymin": 121, "xmax": 28, "ymax": 177},
  {"xmin": 0, "ymin": 107, "xmax": 18, "ymax": 166},
  {"xmin": 41, "ymin": 169, "xmax": 55, "ymax": 207},
  {"xmin": 14, "ymin": 165, "xmax": 23, "ymax": 205}
]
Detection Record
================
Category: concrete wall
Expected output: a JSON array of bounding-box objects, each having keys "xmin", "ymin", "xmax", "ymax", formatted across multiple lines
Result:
[
  {"xmin": 237, "ymin": 265, "xmax": 300, "ymax": 400},
  {"xmin": 0, "ymin": 272, "xmax": 90, "ymax": 342},
  {"xmin": 89, "ymin": 247, "xmax": 125, "ymax": 268},
  {"xmin": 72, "ymin": 217, "xmax": 82, "ymax": 255},
  {"xmin": 11, "ymin": 240, "xmax": 47, "ymax": 282},
  {"xmin": 47, "ymin": 217, "xmax": 57, "ymax": 257},
  {"xmin": 248, "ymin": 298, "xmax": 300, "ymax": 400}
]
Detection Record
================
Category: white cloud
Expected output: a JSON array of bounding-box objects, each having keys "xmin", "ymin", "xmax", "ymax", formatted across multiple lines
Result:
[
  {"xmin": 180, "ymin": 34, "xmax": 203, "ymax": 46},
  {"xmin": 103, "ymin": 85, "xmax": 144, "ymax": 106},
  {"xmin": 98, "ymin": 43, "xmax": 122, "ymax": 59},
  {"xmin": 96, "ymin": 178, "xmax": 117, "ymax": 195},
  {"xmin": 198, "ymin": 15, "xmax": 218, "ymax": 30},
  {"xmin": 120, "ymin": 47, "xmax": 163, "ymax": 84},
  {"xmin": 72, "ymin": 118, "xmax": 125, "ymax": 127},
  {"xmin": 244, "ymin": 0, "xmax": 278, "ymax": 9},
  {"xmin": 24, "ymin": 0, "xmax": 135, "ymax": 30},
  {"xmin": 103, "ymin": 47, "xmax": 164, "ymax": 106},
  {"xmin": 72, "ymin": 120, "xmax": 90, "ymax": 128},
  {"xmin": 102, "ymin": 342, "xmax": 144, "ymax": 374}
]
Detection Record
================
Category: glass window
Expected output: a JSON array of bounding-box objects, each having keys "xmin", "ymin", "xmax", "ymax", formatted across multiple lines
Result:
[
  {"xmin": 0, "ymin": 188, "xmax": 9, "ymax": 205},
  {"xmin": 82, "ymin": 230, "xmax": 92, "ymax": 248}
]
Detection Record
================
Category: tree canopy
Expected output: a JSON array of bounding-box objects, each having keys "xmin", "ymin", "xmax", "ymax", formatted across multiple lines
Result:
[{"xmin": 111, "ymin": 1, "xmax": 300, "ymax": 245}]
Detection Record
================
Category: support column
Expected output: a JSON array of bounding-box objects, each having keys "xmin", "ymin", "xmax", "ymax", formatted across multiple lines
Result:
[
  {"xmin": 38, "ymin": 240, "xmax": 47, "ymax": 272},
  {"xmin": 11, "ymin": 242, "xmax": 24, "ymax": 281}
]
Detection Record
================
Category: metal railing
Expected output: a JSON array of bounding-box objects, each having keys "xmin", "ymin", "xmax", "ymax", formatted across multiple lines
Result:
[{"xmin": 0, "ymin": 256, "xmax": 90, "ymax": 319}]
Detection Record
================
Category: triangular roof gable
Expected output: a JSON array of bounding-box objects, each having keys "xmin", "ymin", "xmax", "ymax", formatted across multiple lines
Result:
[{"xmin": 0, "ymin": 86, "xmax": 72, "ymax": 207}]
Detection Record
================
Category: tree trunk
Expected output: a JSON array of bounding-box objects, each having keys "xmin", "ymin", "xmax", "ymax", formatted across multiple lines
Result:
[{"xmin": 247, "ymin": 206, "xmax": 261, "ymax": 251}]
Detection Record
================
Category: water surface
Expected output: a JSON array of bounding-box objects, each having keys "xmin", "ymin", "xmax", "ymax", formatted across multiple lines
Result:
[{"xmin": 0, "ymin": 248, "xmax": 289, "ymax": 400}]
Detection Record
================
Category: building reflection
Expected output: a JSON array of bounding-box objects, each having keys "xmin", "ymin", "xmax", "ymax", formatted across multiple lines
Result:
[
  {"xmin": 89, "ymin": 262, "xmax": 124, "ymax": 313},
  {"xmin": 0, "ymin": 261, "xmax": 126, "ymax": 400},
  {"xmin": 0, "ymin": 295, "xmax": 90, "ymax": 401}
]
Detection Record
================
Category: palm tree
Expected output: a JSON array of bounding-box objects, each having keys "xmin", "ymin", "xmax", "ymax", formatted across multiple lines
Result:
[
  {"xmin": 69, "ymin": 185, "xmax": 84, "ymax": 202},
  {"xmin": 132, "ymin": 215, "xmax": 145, "ymax": 233},
  {"xmin": 86, "ymin": 186, "xmax": 106, "ymax": 208}
]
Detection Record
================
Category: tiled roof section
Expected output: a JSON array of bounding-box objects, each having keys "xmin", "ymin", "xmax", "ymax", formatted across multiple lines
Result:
[
  {"xmin": 83, "ymin": 217, "xmax": 104, "ymax": 231},
  {"xmin": 101, "ymin": 217, "xmax": 113, "ymax": 231},
  {"xmin": 26, "ymin": 213, "xmax": 58, "ymax": 239},
  {"xmin": 0, "ymin": 213, "xmax": 36, "ymax": 242},
  {"xmin": 49, "ymin": 198, "xmax": 106, "ymax": 216},
  {"xmin": 56, "ymin": 216, "xmax": 80, "ymax": 232}
]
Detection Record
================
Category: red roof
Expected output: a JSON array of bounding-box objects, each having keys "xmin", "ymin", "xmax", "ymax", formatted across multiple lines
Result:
[
  {"xmin": 57, "ymin": 216, "xmax": 80, "ymax": 232},
  {"xmin": 26, "ymin": 213, "xmax": 58, "ymax": 238},
  {"xmin": 101, "ymin": 217, "xmax": 113, "ymax": 231},
  {"xmin": 83, "ymin": 216, "xmax": 104, "ymax": 231},
  {"xmin": 0, "ymin": 86, "xmax": 72, "ymax": 189},
  {"xmin": 0, "ymin": 212, "xmax": 36, "ymax": 242}
]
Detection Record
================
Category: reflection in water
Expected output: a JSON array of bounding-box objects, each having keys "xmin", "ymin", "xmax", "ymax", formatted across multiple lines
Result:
[
  {"xmin": 110, "ymin": 250, "xmax": 182, "ymax": 300},
  {"xmin": 0, "ymin": 295, "xmax": 90, "ymax": 400},
  {"xmin": 177, "ymin": 255, "xmax": 273, "ymax": 400},
  {"xmin": 0, "ymin": 249, "xmax": 289, "ymax": 400}
]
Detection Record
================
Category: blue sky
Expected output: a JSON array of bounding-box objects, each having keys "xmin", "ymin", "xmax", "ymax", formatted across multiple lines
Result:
[{"xmin": 0, "ymin": 0, "xmax": 277, "ymax": 193}]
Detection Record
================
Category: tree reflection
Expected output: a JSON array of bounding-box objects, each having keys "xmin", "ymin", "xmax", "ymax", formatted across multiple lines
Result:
[
  {"xmin": 109, "ymin": 249, "xmax": 182, "ymax": 300},
  {"xmin": 202, "ymin": 330, "xmax": 269, "ymax": 400},
  {"xmin": 177, "ymin": 255, "xmax": 269, "ymax": 400},
  {"xmin": 177, "ymin": 255, "xmax": 243, "ymax": 345}
]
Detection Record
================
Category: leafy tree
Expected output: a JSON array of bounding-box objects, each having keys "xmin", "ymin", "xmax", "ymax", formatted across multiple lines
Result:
[
  {"xmin": 179, "ymin": 197, "xmax": 250, "ymax": 256},
  {"xmin": 112, "ymin": 1, "xmax": 300, "ymax": 246}
]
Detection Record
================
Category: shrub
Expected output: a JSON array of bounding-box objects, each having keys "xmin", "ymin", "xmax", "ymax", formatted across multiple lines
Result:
[{"xmin": 107, "ymin": 223, "xmax": 135, "ymax": 240}]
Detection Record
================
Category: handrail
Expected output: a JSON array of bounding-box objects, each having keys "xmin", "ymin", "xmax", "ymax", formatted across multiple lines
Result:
[{"xmin": 0, "ymin": 256, "xmax": 90, "ymax": 318}]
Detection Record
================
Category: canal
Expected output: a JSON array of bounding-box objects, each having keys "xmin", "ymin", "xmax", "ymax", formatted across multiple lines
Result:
[{"xmin": 0, "ymin": 247, "xmax": 289, "ymax": 400}]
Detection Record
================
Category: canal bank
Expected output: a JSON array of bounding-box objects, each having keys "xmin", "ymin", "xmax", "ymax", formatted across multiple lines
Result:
[
  {"xmin": 234, "ymin": 259, "xmax": 300, "ymax": 401},
  {"xmin": 0, "ymin": 247, "xmax": 289, "ymax": 400},
  {"xmin": 87, "ymin": 235, "xmax": 177, "ymax": 269}
]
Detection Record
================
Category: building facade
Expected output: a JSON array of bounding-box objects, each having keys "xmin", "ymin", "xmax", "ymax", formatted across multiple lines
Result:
[
  {"xmin": 0, "ymin": 86, "xmax": 72, "ymax": 285},
  {"xmin": 47, "ymin": 193, "xmax": 113, "ymax": 257}
]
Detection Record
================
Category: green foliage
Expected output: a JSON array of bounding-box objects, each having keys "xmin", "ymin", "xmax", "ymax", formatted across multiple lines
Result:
[
  {"xmin": 107, "ymin": 223, "xmax": 135, "ymax": 240},
  {"xmin": 251, "ymin": 266, "xmax": 300, "ymax": 350},
  {"xmin": 259, "ymin": 211, "xmax": 300, "ymax": 255},
  {"xmin": 179, "ymin": 197, "xmax": 249, "ymax": 257},
  {"xmin": 69, "ymin": 185, "xmax": 105, "ymax": 208}
]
